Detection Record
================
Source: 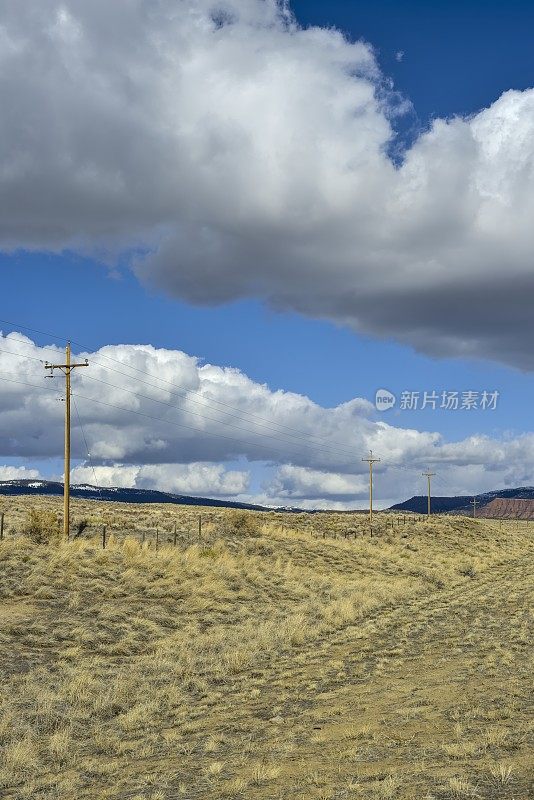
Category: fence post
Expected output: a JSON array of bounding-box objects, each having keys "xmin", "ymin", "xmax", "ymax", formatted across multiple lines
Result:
[
  {"xmin": 0, "ymin": 512, "xmax": 4, "ymax": 541},
  {"xmin": 173, "ymin": 522, "xmax": 177, "ymax": 547},
  {"xmin": 155, "ymin": 527, "xmax": 159, "ymax": 551},
  {"xmin": 142, "ymin": 530, "xmax": 145, "ymax": 544},
  {"xmin": 198, "ymin": 514, "xmax": 202, "ymax": 539},
  {"xmin": 102, "ymin": 525, "xmax": 106, "ymax": 550}
]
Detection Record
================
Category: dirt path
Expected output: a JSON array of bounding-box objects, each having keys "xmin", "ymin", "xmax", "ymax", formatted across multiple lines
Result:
[{"xmin": 162, "ymin": 557, "xmax": 533, "ymax": 799}]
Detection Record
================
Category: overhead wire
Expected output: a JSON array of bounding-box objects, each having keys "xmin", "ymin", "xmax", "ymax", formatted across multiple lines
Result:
[
  {"xmin": 0, "ymin": 318, "xmax": 372, "ymax": 456},
  {"xmin": 0, "ymin": 374, "xmax": 366, "ymax": 468},
  {"xmin": 0, "ymin": 345, "xmax": 364, "ymax": 463},
  {"xmin": 72, "ymin": 394, "xmax": 99, "ymax": 487},
  {"xmin": 0, "ymin": 371, "xmax": 460, "ymax": 500},
  {"xmin": 0, "ymin": 319, "xmax": 463, "ymax": 488}
]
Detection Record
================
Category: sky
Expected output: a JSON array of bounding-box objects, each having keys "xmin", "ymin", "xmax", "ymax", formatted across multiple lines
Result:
[{"xmin": 1, "ymin": 0, "xmax": 534, "ymax": 508}]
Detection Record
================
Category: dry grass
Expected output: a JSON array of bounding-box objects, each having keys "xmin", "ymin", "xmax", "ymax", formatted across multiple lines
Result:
[{"xmin": 0, "ymin": 496, "xmax": 532, "ymax": 798}]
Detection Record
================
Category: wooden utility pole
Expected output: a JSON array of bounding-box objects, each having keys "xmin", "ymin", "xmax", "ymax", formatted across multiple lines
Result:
[
  {"xmin": 45, "ymin": 343, "xmax": 89, "ymax": 538},
  {"xmin": 471, "ymin": 497, "xmax": 477, "ymax": 518},
  {"xmin": 422, "ymin": 469, "xmax": 436, "ymax": 517},
  {"xmin": 362, "ymin": 450, "xmax": 380, "ymax": 524}
]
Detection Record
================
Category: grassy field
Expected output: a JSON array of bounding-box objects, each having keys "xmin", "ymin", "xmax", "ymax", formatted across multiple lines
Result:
[{"xmin": 0, "ymin": 495, "xmax": 532, "ymax": 799}]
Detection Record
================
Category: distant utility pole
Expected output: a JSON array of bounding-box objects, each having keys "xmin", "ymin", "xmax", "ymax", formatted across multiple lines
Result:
[
  {"xmin": 45, "ymin": 343, "xmax": 89, "ymax": 538},
  {"xmin": 362, "ymin": 450, "xmax": 380, "ymax": 524},
  {"xmin": 471, "ymin": 497, "xmax": 477, "ymax": 518},
  {"xmin": 422, "ymin": 469, "xmax": 436, "ymax": 517}
]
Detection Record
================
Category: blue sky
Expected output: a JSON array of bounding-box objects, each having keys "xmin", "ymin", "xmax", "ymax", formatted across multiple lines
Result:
[
  {"xmin": 293, "ymin": 1, "xmax": 534, "ymax": 121},
  {"xmin": 2, "ymin": 250, "xmax": 530, "ymax": 440},
  {"xmin": 1, "ymin": 0, "xmax": 534, "ymax": 506}
]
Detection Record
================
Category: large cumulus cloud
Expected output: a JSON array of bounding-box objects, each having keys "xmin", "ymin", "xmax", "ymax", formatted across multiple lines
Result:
[
  {"xmin": 0, "ymin": 332, "xmax": 381, "ymax": 472},
  {"xmin": 1, "ymin": 1, "xmax": 534, "ymax": 367},
  {"xmin": 1, "ymin": 333, "xmax": 534, "ymax": 507}
]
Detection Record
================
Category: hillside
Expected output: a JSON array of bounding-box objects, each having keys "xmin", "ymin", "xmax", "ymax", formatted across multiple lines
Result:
[
  {"xmin": 0, "ymin": 479, "xmax": 269, "ymax": 511},
  {"xmin": 477, "ymin": 497, "xmax": 534, "ymax": 520},
  {"xmin": 0, "ymin": 504, "xmax": 532, "ymax": 799},
  {"xmin": 390, "ymin": 486, "xmax": 534, "ymax": 515},
  {"xmin": 390, "ymin": 494, "xmax": 473, "ymax": 514}
]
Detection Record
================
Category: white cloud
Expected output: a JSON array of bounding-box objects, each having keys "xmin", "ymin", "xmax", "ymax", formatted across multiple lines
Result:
[
  {"xmin": 266, "ymin": 464, "xmax": 368, "ymax": 500},
  {"xmin": 1, "ymin": 333, "xmax": 534, "ymax": 507},
  {"xmin": 0, "ymin": 465, "xmax": 40, "ymax": 481},
  {"xmin": 1, "ymin": 1, "xmax": 533, "ymax": 367},
  {"xmin": 71, "ymin": 462, "xmax": 249, "ymax": 496},
  {"xmin": 0, "ymin": 332, "xmax": 378, "ymax": 471}
]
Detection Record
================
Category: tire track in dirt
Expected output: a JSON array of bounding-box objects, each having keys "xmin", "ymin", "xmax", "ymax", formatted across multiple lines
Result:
[{"xmin": 188, "ymin": 555, "xmax": 533, "ymax": 799}]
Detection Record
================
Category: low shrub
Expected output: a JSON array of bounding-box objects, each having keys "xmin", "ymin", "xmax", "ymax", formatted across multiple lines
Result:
[
  {"xmin": 222, "ymin": 510, "xmax": 262, "ymax": 537},
  {"xmin": 22, "ymin": 510, "xmax": 60, "ymax": 545}
]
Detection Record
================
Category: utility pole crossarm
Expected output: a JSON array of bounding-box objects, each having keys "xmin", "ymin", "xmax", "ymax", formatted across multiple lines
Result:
[
  {"xmin": 44, "ymin": 343, "xmax": 89, "ymax": 539},
  {"xmin": 44, "ymin": 359, "xmax": 89, "ymax": 371}
]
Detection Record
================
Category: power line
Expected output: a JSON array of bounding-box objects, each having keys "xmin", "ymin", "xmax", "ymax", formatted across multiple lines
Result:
[
  {"xmin": 80, "ymin": 373, "xmax": 362, "ymax": 461},
  {"xmin": 0, "ymin": 323, "xmax": 471, "ymax": 492},
  {"xmin": 0, "ymin": 325, "xmax": 367, "ymax": 459},
  {"xmin": 0, "ymin": 345, "xmax": 55, "ymax": 363},
  {"xmin": 0, "ymin": 334, "xmax": 65, "ymax": 360},
  {"xmin": 0, "ymin": 320, "xmax": 336, "ymax": 437},
  {"xmin": 72, "ymin": 391, "xmax": 359, "ymax": 465},
  {"xmin": 0, "ymin": 374, "xmax": 365, "ymax": 468},
  {"xmin": 433, "ymin": 472, "xmax": 457, "ymax": 492},
  {"xmin": 75, "ymin": 355, "xmax": 369, "ymax": 458},
  {"xmin": 0, "ymin": 319, "xmax": 494, "ymax": 489},
  {"xmin": 72, "ymin": 394, "xmax": 99, "ymax": 487},
  {"xmin": 0, "ymin": 371, "xmax": 466, "ymax": 499},
  {"xmin": 7, "ymin": 328, "xmax": 450, "ymax": 483},
  {"xmin": 0, "ymin": 350, "xmax": 362, "ymax": 464}
]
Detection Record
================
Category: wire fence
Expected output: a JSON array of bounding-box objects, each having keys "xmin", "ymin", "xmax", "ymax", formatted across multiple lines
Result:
[{"xmin": 1, "ymin": 506, "xmax": 531, "ymax": 553}]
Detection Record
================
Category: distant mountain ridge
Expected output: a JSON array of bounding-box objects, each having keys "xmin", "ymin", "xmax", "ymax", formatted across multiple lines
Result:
[
  {"xmin": 390, "ymin": 486, "xmax": 534, "ymax": 516},
  {"xmin": 0, "ymin": 479, "xmax": 271, "ymax": 511},
  {"xmin": 4, "ymin": 479, "xmax": 534, "ymax": 517}
]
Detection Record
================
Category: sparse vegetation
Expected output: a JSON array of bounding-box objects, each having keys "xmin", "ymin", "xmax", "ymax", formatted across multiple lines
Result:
[
  {"xmin": 21, "ymin": 509, "xmax": 59, "ymax": 545},
  {"xmin": 221, "ymin": 508, "xmax": 262, "ymax": 537},
  {"xmin": 0, "ymin": 495, "xmax": 532, "ymax": 799}
]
